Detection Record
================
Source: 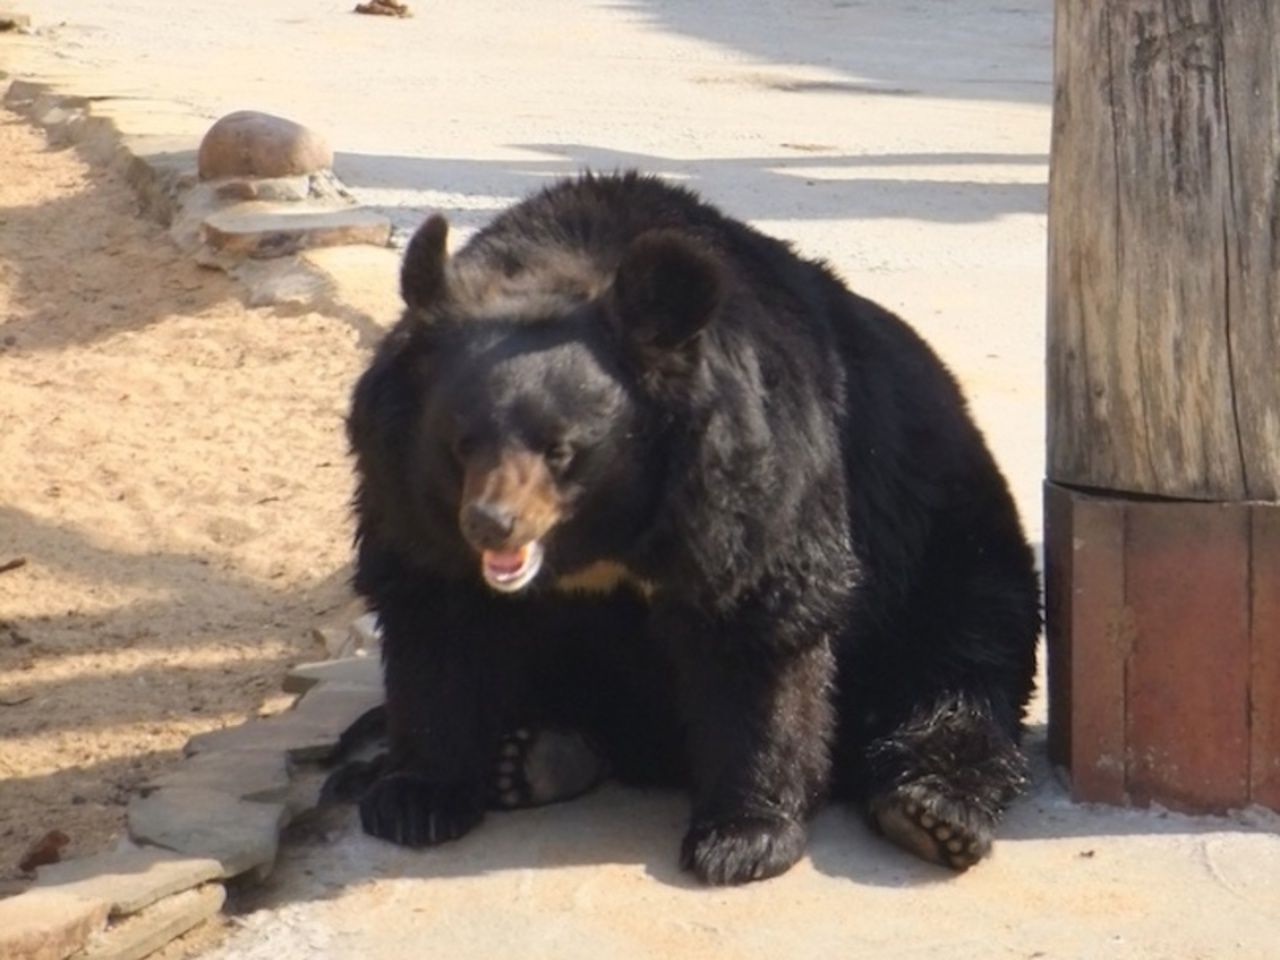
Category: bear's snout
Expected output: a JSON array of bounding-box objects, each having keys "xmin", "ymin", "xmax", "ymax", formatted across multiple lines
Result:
[
  {"xmin": 458, "ymin": 450, "xmax": 564, "ymax": 555},
  {"xmin": 461, "ymin": 500, "xmax": 517, "ymax": 549}
]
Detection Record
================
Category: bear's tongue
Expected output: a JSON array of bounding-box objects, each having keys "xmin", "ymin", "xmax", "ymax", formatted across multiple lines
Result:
[{"xmin": 481, "ymin": 541, "xmax": 544, "ymax": 593}]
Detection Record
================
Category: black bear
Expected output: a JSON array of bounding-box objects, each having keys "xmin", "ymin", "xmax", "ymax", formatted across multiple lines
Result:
[{"xmin": 341, "ymin": 172, "xmax": 1039, "ymax": 885}]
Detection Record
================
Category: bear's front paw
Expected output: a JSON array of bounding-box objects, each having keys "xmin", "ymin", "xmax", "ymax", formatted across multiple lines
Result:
[
  {"xmin": 868, "ymin": 783, "xmax": 994, "ymax": 871},
  {"xmin": 681, "ymin": 814, "xmax": 807, "ymax": 885},
  {"xmin": 359, "ymin": 772, "xmax": 484, "ymax": 847}
]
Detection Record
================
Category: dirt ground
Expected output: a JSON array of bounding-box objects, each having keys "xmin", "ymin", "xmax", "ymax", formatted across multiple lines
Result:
[{"xmin": 0, "ymin": 107, "xmax": 373, "ymax": 890}]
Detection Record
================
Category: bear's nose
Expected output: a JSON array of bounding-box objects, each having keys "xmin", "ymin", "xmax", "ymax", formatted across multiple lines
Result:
[{"xmin": 461, "ymin": 501, "xmax": 517, "ymax": 548}]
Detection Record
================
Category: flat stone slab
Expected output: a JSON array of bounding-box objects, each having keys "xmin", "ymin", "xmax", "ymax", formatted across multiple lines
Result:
[
  {"xmin": 147, "ymin": 747, "xmax": 291, "ymax": 803},
  {"xmin": 284, "ymin": 767, "xmax": 337, "ymax": 824},
  {"xmin": 350, "ymin": 612, "xmax": 382, "ymax": 649},
  {"xmin": 183, "ymin": 713, "xmax": 341, "ymax": 762},
  {"xmin": 34, "ymin": 848, "xmax": 221, "ymax": 917},
  {"xmin": 312, "ymin": 624, "xmax": 355, "ymax": 659},
  {"xmin": 201, "ymin": 203, "xmax": 391, "ymax": 259},
  {"xmin": 292, "ymin": 682, "xmax": 383, "ymax": 733},
  {"xmin": 0, "ymin": 888, "xmax": 110, "ymax": 960},
  {"xmin": 212, "ymin": 175, "xmax": 313, "ymax": 203},
  {"xmin": 127, "ymin": 788, "xmax": 287, "ymax": 880},
  {"xmin": 78, "ymin": 884, "xmax": 225, "ymax": 960},
  {"xmin": 283, "ymin": 654, "xmax": 381, "ymax": 694},
  {"xmin": 312, "ymin": 611, "xmax": 381, "ymax": 659}
]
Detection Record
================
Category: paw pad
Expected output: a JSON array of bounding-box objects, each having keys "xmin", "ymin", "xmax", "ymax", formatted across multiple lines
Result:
[
  {"xmin": 488, "ymin": 727, "xmax": 608, "ymax": 810},
  {"xmin": 870, "ymin": 785, "xmax": 993, "ymax": 871}
]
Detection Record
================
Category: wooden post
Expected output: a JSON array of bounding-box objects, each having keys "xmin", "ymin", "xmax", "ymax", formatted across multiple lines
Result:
[{"xmin": 1046, "ymin": 1, "xmax": 1280, "ymax": 813}]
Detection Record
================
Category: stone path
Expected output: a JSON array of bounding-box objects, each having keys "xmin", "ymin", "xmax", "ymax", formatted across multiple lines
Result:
[{"xmin": 0, "ymin": 563, "xmax": 383, "ymax": 960}]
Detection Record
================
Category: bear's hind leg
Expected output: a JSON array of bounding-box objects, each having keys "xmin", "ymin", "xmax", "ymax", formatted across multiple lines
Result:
[
  {"xmin": 488, "ymin": 727, "xmax": 610, "ymax": 809},
  {"xmin": 864, "ymin": 692, "xmax": 1027, "ymax": 870}
]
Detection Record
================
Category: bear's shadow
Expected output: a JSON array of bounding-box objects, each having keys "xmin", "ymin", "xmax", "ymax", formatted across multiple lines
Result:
[
  {"xmin": 261, "ymin": 726, "xmax": 1273, "ymax": 908},
  {"xmin": 275, "ymin": 783, "xmax": 961, "ymax": 904}
]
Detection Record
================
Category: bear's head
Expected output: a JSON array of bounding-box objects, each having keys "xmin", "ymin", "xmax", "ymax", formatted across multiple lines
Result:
[{"xmin": 381, "ymin": 213, "xmax": 726, "ymax": 594}]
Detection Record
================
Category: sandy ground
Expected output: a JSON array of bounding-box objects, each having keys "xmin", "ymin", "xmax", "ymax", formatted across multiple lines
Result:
[
  {"xmin": 0, "ymin": 0, "xmax": 1052, "ymax": 531},
  {"xmin": 0, "ymin": 110, "xmax": 373, "ymax": 889}
]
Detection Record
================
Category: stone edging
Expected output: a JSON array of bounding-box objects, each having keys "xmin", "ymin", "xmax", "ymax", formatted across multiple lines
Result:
[
  {"xmin": 0, "ymin": 614, "xmax": 384, "ymax": 960},
  {"xmin": 0, "ymin": 75, "xmax": 401, "ymax": 312},
  {"xmin": 0, "ymin": 62, "xmax": 397, "ymax": 960}
]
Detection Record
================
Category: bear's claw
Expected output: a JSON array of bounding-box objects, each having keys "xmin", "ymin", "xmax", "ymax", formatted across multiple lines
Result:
[
  {"xmin": 488, "ymin": 727, "xmax": 609, "ymax": 810},
  {"xmin": 869, "ymin": 783, "xmax": 992, "ymax": 871},
  {"xmin": 359, "ymin": 772, "xmax": 484, "ymax": 847}
]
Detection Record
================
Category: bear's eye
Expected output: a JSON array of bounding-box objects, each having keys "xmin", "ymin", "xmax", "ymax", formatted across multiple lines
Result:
[{"xmin": 544, "ymin": 441, "xmax": 575, "ymax": 473}]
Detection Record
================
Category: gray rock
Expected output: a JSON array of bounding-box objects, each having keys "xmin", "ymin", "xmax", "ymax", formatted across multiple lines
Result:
[
  {"xmin": 309, "ymin": 604, "xmax": 379, "ymax": 659},
  {"xmin": 197, "ymin": 110, "xmax": 332, "ymax": 179},
  {"xmin": 201, "ymin": 203, "xmax": 392, "ymax": 259},
  {"xmin": 212, "ymin": 175, "xmax": 312, "ymax": 203},
  {"xmin": 183, "ymin": 714, "xmax": 340, "ymax": 762},
  {"xmin": 291, "ymin": 682, "xmax": 383, "ymax": 739},
  {"xmin": 350, "ymin": 612, "xmax": 383, "ymax": 650},
  {"xmin": 34, "ymin": 848, "xmax": 221, "ymax": 917},
  {"xmin": 146, "ymin": 749, "xmax": 291, "ymax": 803},
  {"xmin": 283, "ymin": 655, "xmax": 381, "ymax": 694},
  {"xmin": 182, "ymin": 685, "xmax": 380, "ymax": 769},
  {"xmin": 0, "ymin": 889, "xmax": 109, "ymax": 960},
  {"xmin": 78, "ymin": 884, "xmax": 225, "ymax": 960},
  {"xmin": 284, "ymin": 767, "xmax": 329, "ymax": 822},
  {"xmin": 312, "ymin": 625, "xmax": 356, "ymax": 659},
  {"xmin": 126, "ymin": 788, "xmax": 287, "ymax": 880},
  {"xmin": 307, "ymin": 169, "xmax": 358, "ymax": 203}
]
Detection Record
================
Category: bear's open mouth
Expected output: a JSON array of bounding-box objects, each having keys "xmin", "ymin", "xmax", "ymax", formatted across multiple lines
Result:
[{"xmin": 481, "ymin": 541, "xmax": 544, "ymax": 593}]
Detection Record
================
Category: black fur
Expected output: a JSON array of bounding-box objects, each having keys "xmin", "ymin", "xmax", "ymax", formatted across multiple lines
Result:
[{"xmin": 340, "ymin": 172, "xmax": 1040, "ymax": 885}]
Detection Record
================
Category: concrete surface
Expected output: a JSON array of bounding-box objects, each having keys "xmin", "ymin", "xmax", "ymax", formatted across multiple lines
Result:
[
  {"xmin": 215, "ymin": 763, "xmax": 1280, "ymax": 960},
  {"xmin": 3, "ymin": 2, "xmax": 1279, "ymax": 958}
]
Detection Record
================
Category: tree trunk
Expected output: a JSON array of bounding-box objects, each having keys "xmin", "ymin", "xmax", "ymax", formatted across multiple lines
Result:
[
  {"xmin": 1046, "ymin": 1, "xmax": 1280, "ymax": 815},
  {"xmin": 1047, "ymin": 0, "xmax": 1280, "ymax": 501}
]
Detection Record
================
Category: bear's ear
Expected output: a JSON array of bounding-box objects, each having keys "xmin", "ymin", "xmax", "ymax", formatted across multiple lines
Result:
[
  {"xmin": 610, "ymin": 230, "xmax": 725, "ymax": 363},
  {"xmin": 400, "ymin": 214, "xmax": 451, "ymax": 311}
]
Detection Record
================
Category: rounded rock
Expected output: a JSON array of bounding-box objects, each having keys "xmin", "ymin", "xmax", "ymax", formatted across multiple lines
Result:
[{"xmin": 198, "ymin": 111, "xmax": 333, "ymax": 180}]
